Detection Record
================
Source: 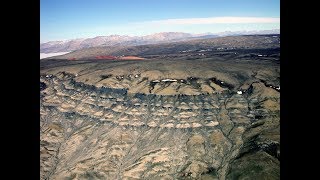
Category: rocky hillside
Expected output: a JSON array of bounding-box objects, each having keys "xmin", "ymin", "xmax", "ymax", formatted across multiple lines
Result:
[{"xmin": 40, "ymin": 55, "xmax": 280, "ymax": 179}]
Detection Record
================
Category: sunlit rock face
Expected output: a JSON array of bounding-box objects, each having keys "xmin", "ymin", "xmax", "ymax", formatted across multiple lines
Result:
[
  {"xmin": 40, "ymin": 68, "xmax": 280, "ymax": 179},
  {"xmin": 40, "ymin": 54, "xmax": 279, "ymax": 180}
]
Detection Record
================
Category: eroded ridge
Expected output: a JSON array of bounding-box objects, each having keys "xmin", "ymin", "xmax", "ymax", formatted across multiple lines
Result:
[{"xmin": 40, "ymin": 72, "xmax": 279, "ymax": 180}]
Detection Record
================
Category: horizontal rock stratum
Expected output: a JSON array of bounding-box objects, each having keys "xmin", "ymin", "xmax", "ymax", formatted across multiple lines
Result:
[{"xmin": 40, "ymin": 47, "xmax": 279, "ymax": 179}]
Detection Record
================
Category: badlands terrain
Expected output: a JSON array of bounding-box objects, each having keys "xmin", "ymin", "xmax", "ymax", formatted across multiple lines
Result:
[{"xmin": 40, "ymin": 34, "xmax": 280, "ymax": 179}]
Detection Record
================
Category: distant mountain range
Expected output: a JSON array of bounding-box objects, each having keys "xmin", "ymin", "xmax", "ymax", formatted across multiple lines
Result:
[{"xmin": 40, "ymin": 29, "xmax": 279, "ymax": 53}]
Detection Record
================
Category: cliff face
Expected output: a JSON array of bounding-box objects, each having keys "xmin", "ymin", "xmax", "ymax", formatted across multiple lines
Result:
[{"xmin": 40, "ymin": 56, "xmax": 279, "ymax": 179}]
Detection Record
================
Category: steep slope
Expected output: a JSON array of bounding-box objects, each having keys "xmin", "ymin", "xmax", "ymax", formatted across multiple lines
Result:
[{"xmin": 40, "ymin": 55, "xmax": 280, "ymax": 179}]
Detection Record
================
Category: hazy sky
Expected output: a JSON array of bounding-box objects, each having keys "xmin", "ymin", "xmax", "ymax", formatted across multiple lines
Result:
[{"xmin": 40, "ymin": 0, "xmax": 280, "ymax": 42}]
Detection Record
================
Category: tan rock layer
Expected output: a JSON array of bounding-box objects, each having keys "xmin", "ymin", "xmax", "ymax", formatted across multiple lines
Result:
[{"xmin": 40, "ymin": 72, "xmax": 279, "ymax": 180}]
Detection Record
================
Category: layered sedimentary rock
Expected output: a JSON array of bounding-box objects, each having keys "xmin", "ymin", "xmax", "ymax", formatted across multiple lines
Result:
[{"xmin": 40, "ymin": 67, "xmax": 279, "ymax": 179}]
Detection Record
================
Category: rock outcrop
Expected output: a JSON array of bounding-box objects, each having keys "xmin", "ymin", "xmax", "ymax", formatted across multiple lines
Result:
[{"xmin": 40, "ymin": 62, "xmax": 279, "ymax": 179}]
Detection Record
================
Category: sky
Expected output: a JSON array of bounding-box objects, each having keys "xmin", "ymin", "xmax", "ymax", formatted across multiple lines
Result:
[{"xmin": 40, "ymin": 0, "xmax": 280, "ymax": 42}]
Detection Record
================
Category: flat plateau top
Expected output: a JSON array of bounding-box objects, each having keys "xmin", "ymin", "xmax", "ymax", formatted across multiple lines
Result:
[{"xmin": 40, "ymin": 58, "xmax": 279, "ymax": 95}]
